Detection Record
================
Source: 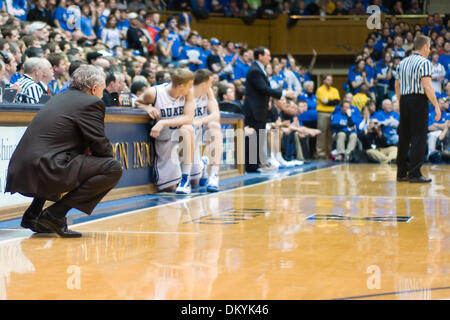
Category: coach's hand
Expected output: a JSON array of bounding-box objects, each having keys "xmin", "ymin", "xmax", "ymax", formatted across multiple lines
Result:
[
  {"xmin": 284, "ymin": 90, "xmax": 295, "ymax": 99},
  {"xmin": 150, "ymin": 122, "xmax": 163, "ymax": 138},
  {"xmin": 147, "ymin": 106, "xmax": 161, "ymax": 120}
]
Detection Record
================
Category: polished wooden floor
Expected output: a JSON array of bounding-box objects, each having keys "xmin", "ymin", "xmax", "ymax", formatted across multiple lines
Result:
[{"xmin": 1, "ymin": 164, "xmax": 449, "ymax": 300}]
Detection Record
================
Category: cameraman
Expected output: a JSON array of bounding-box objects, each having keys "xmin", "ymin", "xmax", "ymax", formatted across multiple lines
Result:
[{"xmin": 358, "ymin": 105, "xmax": 397, "ymax": 164}]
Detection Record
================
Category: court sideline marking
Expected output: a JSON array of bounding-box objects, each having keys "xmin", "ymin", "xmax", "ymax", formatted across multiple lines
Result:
[
  {"xmin": 0, "ymin": 164, "xmax": 337, "ymax": 244},
  {"xmin": 335, "ymin": 286, "xmax": 450, "ymax": 300}
]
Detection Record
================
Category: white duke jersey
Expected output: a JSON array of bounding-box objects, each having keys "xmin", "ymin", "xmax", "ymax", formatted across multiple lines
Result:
[
  {"xmin": 191, "ymin": 93, "xmax": 210, "ymax": 177},
  {"xmin": 153, "ymin": 83, "xmax": 186, "ymax": 140},
  {"xmin": 194, "ymin": 94, "xmax": 209, "ymax": 119}
]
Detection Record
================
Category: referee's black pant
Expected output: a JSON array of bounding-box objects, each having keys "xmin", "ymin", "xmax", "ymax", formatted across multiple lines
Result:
[{"xmin": 397, "ymin": 94, "xmax": 429, "ymax": 178}]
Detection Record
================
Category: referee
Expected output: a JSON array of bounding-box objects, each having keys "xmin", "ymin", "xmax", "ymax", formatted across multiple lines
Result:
[{"xmin": 395, "ymin": 35, "xmax": 441, "ymax": 183}]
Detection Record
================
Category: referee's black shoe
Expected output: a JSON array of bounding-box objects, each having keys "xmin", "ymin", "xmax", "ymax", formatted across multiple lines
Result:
[
  {"xmin": 396, "ymin": 176, "xmax": 408, "ymax": 182},
  {"xmin": 408, "ymin": 176, "xmax": 432, "ymax": 183}
]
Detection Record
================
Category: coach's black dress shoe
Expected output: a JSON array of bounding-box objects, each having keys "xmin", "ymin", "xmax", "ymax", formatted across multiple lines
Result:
[
  {"xmin": 20, "ymin": 210, "xmax": 53, "ymax": 233},
  {"xmin": 396, "ymin": 176, "xmax": 408, "ymax": 182},
  {"xmin": 408, "ymin": 176, "xmax": 432, "ymax": 183},
  {"xmin": 35, "ymin": 210, "xmax": 82, "ymax": 238}
]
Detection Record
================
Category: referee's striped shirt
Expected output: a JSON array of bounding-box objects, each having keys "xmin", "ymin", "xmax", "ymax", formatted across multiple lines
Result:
[
  {"xmin": 16, "ymin": 74, "xmax": 43, "ymax": 104},
  {"xmin": 395, "ymin": 53, "xmax": 432, "ymax": 95}
]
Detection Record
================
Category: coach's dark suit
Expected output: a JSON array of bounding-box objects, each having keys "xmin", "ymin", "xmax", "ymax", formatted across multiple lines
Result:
[
  {"xmin": 243, "ymin": 62, "xmax": 283, "ymax": 171},
  {"xmin": 6, "ymin": 89, "xmax": 123, "ymax": 214}
]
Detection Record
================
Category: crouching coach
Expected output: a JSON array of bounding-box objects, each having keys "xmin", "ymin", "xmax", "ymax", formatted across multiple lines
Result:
[{"xmin": 6, "ymin": 65, "xmax": 123, "ymax": 238}]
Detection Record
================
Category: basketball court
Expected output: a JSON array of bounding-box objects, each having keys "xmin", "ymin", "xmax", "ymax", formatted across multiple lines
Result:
[{"xmin": 0, "ymin": 163, "xmax": 449, "ymax": 300}]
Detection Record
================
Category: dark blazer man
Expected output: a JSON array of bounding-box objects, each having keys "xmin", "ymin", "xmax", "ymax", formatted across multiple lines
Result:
[
  {"xmin": 6, "ymin": 65, "xmax": 123, "ymax": 237},
  {"xmin": 243, "ymin": 46, "xmax": 295, "ymax": 172}
]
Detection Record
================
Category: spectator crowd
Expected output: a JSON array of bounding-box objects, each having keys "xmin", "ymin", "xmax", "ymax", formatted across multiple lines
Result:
[{"xmin": 0, "ymin": 0, "xmax": 449, "ymax": 167}]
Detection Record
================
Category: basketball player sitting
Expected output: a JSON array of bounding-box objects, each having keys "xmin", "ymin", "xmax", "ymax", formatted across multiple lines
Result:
[
  {"xmin": 191, "ymin": 69, "xmax": 223, "ymax": 192},
  {"xmin": 135, "ymin": 68, "xmax": 196, "ymax": 194}
]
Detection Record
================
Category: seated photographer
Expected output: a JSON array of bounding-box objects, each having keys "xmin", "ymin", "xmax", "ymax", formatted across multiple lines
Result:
[
  {"xmin": 296, "ymin": 99, "xmax": 322, "ymax": 159},
  {"xmin": 273, "ymin": 97, "xmax": 319, "ymax": 164},
  {"xmin": 427, "ymin": 97, "xmax": 450, "ymax": 159},
  {"xmin": 266, "ymin": 98, "xmax": 296, "ymax": 168},
  {"xmin": 358, "ymin": 105, "xmax": 397, "ymax": 164},
  {"xmin": 279, "ymin": 97, "xmax": 304, "ymax": 163},
  {"xmin": 371, "ymin": 98, "xmax": 399, "ymax": 146},
  {"xmin": 331, "ymin": 100, "xmax": 360, "ymax": 162},
  {"xmin": 297, "ymin": 81, "xmax": 319, "ymax": 159}
]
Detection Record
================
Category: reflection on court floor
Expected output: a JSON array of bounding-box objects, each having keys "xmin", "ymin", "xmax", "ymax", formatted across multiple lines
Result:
[{"xmin": 0, "ymin": 164, "xmax": 449, "ymax": 299}]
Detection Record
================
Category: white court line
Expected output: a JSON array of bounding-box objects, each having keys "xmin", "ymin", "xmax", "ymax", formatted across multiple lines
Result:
[
  {"xmin": 0, "ymin": 165, "xmax": 337, "ymax": 244},
  {"xmin": 80, "ymin": 230, "xmax": 200, "ymax": 235},
  {"xmin": 216, "ymin": 194, "xmax": 449, "ymax": 200}
]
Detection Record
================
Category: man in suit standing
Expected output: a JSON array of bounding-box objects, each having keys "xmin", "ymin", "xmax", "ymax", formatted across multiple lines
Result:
[
  {"xmin": 243, "ymin": 46, "xmax": 295, "ymax": 172},
  {"xmin": 6, "ymin": 65, "xmax": 123, "ymax": 238}
]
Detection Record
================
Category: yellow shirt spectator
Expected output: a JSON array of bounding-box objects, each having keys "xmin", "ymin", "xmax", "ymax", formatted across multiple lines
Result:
[
  {"xmin": 352, "ymin": 92, "xmax": 370, "ymax": 111},
  {"xmin": 316, "ymin": 84, "xmax": 341, "ymax": 113},
  {"xmin": 327, "ymin": 1, "xmax": 336, "ymax": 15}
]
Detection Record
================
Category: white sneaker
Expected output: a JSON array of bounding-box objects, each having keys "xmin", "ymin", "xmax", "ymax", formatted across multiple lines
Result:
[
  {"xmin": 206, "ymin": 173, "xmax": 219, "ymax": 193},
  {"xmin": 257, "ymin": 164, "xmax": 278, "ymax": 172},
  {"xmin": 175, "ymin": 174, "xmax": 191, "ymax": 194},
  {"xmin": 275, "ymin": 154, "xmax": 290, "ymax": 167},
  {"xmin": 199, "ymin": 156, "xmax": 209, "ymax": 187},
  {"xmin": 268, "ymin": 157, "xmax": 280, "ymax": 168},
  {"xmin": 291, "ymin": 160, "xmax": 304, "ymax": 166}
]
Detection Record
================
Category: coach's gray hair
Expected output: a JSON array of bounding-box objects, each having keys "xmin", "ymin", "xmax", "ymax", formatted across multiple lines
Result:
[
  {"xmin": 303, "ymin": 81, "xmax": 314, "ymax": 90},
  {"xmin": 70, "ymin": 65, "xmax": 106, "ymax": 91},
  {"xmin": 23, "ymin": 57, "xmax": 44, "ymax": 74}
]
